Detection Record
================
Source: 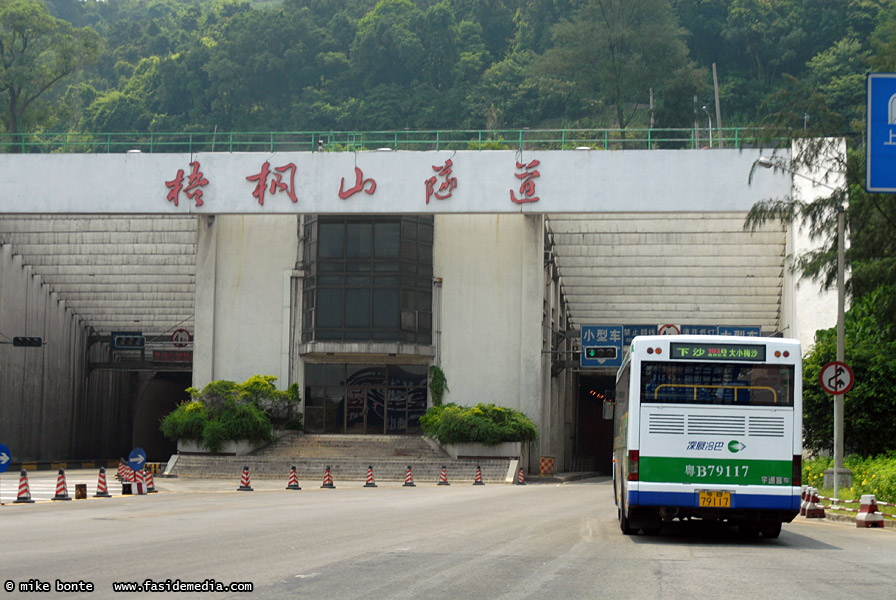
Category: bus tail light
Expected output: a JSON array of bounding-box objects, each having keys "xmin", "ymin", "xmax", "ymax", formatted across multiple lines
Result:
[
  {"xmin": 792, "ymin": 455, "xmax": 801, "ymax": 486},
  {"xmin": 628, "ymin": 450, "xmax": 639, "ymax": 481}
]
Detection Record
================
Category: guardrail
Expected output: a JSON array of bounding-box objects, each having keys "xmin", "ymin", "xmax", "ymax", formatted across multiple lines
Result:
[{"xmin": 0, "ymin": 128, "xmax": 787, "ymax": 154}]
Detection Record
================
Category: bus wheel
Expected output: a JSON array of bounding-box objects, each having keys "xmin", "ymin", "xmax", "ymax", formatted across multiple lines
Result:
[
  {"xmin": 619, "ymin": 503, "xmax": 636, "ymax": 535},
  {"xmin": 760, "ymin": 522, "xmax": 782, "ymax": 539}
]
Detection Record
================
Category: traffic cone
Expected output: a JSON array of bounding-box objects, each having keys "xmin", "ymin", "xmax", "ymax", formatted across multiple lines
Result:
[
  {"xmin": 286, "ymin": 466, "xmax": 301, "ymax": 490},
  {"xmin": 403, "ymin": 465, "xmax": 416, "ymax": 487},
  {"xmin": 117, "ymin": 461, "xmax": 127, "ymax": 482},
  {"xmin": 144, "ymin": 467, "xmax": 158, "ymax": 493},
  {"xmin": 364, "ymin": 465, "xmax": 377, "ymax": 488},
  {"xmin": 805, "ymin": 487, "xmax": 825, "ymax": 518},
  {"xmin": 515, "ymin": 468, "xmax": 526, "ymax": 486},
  {"xmin": 14, "ymin": 469, "xmax": 35, "ymax": 504},
  {"xmin": 237, "ymin": 466, "xmax": 253, "ymax": 491},
  {"xmin": 437, "ymin": 465, "xmax": 450, "ymax": 486},
  {"xmin": 93, "ymin": 466, "xmax": 111, "ymax": 498},
  {"xmin": 473, "ymin": 465, "xmax": 485, "ymax": 485},
  {"xmin": 52, "ymin": 468, "xmax": 72, "ymax": 501},
  {"xmin": 856, "ymin": 495, "xmax": 884, "ymax": 528},
  {"xmin": 321, "ymin": 465, "xmax": 335, "ymax": 489}
]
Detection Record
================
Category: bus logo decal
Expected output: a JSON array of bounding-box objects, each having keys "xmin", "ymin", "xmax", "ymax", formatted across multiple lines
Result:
[{"xmin": 728, "ymin": 440, "xmax": 747, "ymax": 453}]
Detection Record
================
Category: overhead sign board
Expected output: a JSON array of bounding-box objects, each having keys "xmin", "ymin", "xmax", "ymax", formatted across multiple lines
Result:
[
  {"xmin": 580, "ymin": 325, "xmax": 623, "ymax": 368},
  {"xmin": 866, "ymin": 73, "xmax": 896, "ymax": 192}
]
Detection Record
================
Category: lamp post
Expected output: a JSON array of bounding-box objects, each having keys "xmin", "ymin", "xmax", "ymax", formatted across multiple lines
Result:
[
  {"xmin": 757, "ymin": 157, "xmax": 849, "ymax": 497},
  {"xmin": 702, "ymin": 106, "xmax": 713, "ymax": 148}
]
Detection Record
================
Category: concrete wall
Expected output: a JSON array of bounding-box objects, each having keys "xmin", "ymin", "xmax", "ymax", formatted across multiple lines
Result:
[
  {"xmin": 434, "ymin": 214, "xmax": 545, "ymax": 441},
  {"xmin": 193, "ymin": 215, "xmax": 300, "ymax": 389}
]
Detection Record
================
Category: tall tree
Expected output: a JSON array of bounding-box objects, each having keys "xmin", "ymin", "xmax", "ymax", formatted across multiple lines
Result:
[
  {"xmin": 0, "ymin": 0, "xmax": 102, "ymax": 139},
  {"xmin": 533, "ymin": 0, "xmax": 698, "ymax": 134}
]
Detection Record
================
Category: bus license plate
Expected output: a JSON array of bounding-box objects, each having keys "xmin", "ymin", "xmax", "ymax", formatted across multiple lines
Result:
[{"xmin": 699, "ymin": 491, "xmax": 731, "ymax": 508}]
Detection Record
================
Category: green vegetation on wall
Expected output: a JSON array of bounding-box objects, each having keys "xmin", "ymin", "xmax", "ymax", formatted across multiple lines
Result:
[{"xmin": 419, "ymin": 402, "xmax": 538, "ymax": 446}]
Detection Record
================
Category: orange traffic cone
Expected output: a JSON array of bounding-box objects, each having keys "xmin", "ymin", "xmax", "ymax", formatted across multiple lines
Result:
[
  {"xmin": 286, "ymin": 466, "xmax": 301, "ymax": 490},
  {"xmin": 321, "ymin": 465, "xmax": 335, "ymax": 489},
  {"xmin": 14, "ymin": 469, "xmax": 35, "ymax": 504},
  {"xmin": 364, "ymin": 465, "xmax": 377, "ymax": 488},
  {"xmin": 237, "ymin": 466, "xmax": 253, "ymax": 491},
  {"xmin": 52, "ymin": 468, "xmax": 72, "ymax": 501},
  {"xmin": 473, "ymin": 465, "xmax": 485, "ymax": 485},
  {"xmin": 403, "ymin": 465, "xmax": 416, "ymax": 487},
  {"xmin": 437, "ymin": 465, "xmax": 450, "ymax": 486},
  {"xmin": 515, "ymin": 468, "xmax": 526, "ymax": 486},
  {"xmin": 94, "ymin": 466, "xmax": 111, "ymax": 498}
]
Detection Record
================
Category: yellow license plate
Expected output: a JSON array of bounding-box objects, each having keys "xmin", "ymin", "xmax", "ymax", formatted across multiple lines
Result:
[{"xmin": 698, "ymin": 491, "xmax": 731, "ymax": 508}]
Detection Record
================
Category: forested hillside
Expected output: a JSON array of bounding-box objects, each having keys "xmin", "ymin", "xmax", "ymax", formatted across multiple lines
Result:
[{"xmin": 2, "ymin": 0, "xmax": 891, "ymax": 136}]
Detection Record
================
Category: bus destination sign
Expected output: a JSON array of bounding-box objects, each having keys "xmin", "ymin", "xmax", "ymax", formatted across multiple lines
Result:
[{"xmin": 670, "ymin": 343, "xmax": 766, "ymax": 362}]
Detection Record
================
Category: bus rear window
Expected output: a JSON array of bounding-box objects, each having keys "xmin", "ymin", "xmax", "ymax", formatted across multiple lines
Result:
[{"xmin": 640, "ymin": 362, "xmax": 794, "ymax": 407}]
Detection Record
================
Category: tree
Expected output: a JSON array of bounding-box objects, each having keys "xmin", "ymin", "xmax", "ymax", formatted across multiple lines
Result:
[
  {"xmin": 0, "ymin": 0, "xmax": 102, "ymax": 140},
  {"xmin": 533, "ymin": 0, "xmax": 699, "ymax": 134},
  {"xmin": 802, "ymin": 287, "xmax": 896, "ymax": 457}
]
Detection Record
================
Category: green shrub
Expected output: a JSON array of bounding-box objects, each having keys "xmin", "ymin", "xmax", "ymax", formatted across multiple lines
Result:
[
  {"xmin": 420, "ymin": 403, "xmax": 538, "ymax": 446},
  {"xmin": 803, "ymin": 454, "xmax": 896, "ymax": 503},
  {"xmin": 161, "ymin": 375, "xmax": 301, "ymax": 453}
]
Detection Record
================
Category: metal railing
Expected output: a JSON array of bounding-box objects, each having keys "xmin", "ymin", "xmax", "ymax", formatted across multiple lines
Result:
[{"xmin": 0, "ymin": 127, "xmax": 787, "ymax": 154}]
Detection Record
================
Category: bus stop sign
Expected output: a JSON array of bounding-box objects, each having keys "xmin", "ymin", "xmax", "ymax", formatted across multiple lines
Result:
[{"xmin": 820, "ymin": 361, "xmax": 854, "ymax": 395}]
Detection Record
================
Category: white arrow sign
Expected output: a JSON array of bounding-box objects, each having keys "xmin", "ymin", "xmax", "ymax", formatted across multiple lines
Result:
[
  {"xmin": 0, "ymin": 452, "xmax": 9, "ymax": 465},
  {"xmin": 132, "ymin": 455, "xmax": 145, "ymax": 466}
]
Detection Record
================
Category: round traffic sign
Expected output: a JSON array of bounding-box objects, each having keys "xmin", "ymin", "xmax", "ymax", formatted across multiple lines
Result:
[
  {"xmin": 128, "ymin": 447, "xmax": 147, "ymax": 473},
  {"xmin": 819, "ymin": 361, "xmax": 854, "ymax": 395},
  {"xmin": 0, "ymin": 443, "xmax": 11, "ymax": 474},
  {"xmin": 172, "ymin": 328, "xmax": 191, "ymax": 348},
  {"xmin": 658, "ymin": 324, "xmax": 680, "ymax": 335}
]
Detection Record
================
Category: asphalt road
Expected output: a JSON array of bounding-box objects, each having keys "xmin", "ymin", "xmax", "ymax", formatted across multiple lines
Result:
[{"xmin": 1, "ymin": 471, "xmax": 895, "ymax": 599}]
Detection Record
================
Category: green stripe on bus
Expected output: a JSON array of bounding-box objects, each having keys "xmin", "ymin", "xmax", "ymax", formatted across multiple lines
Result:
[{"xmin": 640, "ymin": 456, "xmax": 793, "ymax": 486}]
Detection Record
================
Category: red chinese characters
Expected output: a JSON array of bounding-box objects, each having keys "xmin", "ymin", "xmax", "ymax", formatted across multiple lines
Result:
[
  {"xmin": 425, "ymin": 159, "xmax": 457, "ymax": 204},
  {"xmin": 245, "ymin": 161, "xmax": 298, "ymax": 206},
  {"xmin": 165, "ymin": 161, "xmax": 209, "ymax": 207},
  {"xmin": 339, "ymin": 167, "xmax": 376, "ymax": 199},
  {"xmin": 510, "ymin": 159, "xmax": 541, "ymax": 204}
]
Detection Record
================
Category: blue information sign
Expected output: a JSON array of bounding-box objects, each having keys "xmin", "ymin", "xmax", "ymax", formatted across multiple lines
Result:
[
  {"xmin": 581, "ymin": 325, "xmax": 623, "ymax": 368},
  {"xmin": 866, "ymin": 73, "xmax": 896, "ymax": 192},
  {"xmin": 623, "ymin": 325, "xmax": 657, "ymax": 346},
  {"xmin": 128, "ymin": 447, "xmax": 147, "ymax": 473},
  {"xmin": 717, "ymin": 325, "xmax": 761, "ymax": 337},
  {"xmin": 0, "ymin": 443, "xmax": 10, "ymax": 474}
]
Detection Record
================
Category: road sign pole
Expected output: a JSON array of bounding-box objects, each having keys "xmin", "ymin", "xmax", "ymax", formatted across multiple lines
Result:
[{"xmin": 834, "ymin": 207, "xmax": 847, "ymax": 501}]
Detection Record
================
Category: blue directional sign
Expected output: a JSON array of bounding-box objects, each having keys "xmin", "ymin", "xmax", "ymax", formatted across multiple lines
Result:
[
  {"xmin": 0, "ymin": 443, "xmax": 11, "ymax": 474},
  {"xmin": 680, "ymin": 325, "xmax": 718, "ymax": 335},
  {"xmin": 581, "ymin": 325, "xmax": 623, "ymax": 368},
  {"xmin": 623, "ymin": 325, "xmax": 657, "ymax": 346},
  {"xmin": 866, "ymin": 73, "xmax": 896, "ymax": 192},
  {"xmin": 128, "ymin": 447, "xmax": 147, "ymax": 473}
]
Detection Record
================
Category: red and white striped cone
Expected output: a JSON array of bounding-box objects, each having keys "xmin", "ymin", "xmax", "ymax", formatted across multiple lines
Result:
[
  {"xmin": 799, "ymin": 486, "xmax": 808, "ymax": 516},
  {"xmin": 403, "ymin": 465, "xmax": 416, "ymax": 487},
  {"xmin": 437, "ymin": 465, "xmax": 450, "ymax": 486},
  {"xmin": 286, "ymin": 466, "xmax": 301, "ymax": 490},
  {"xmin": 473, "ymin": 465, "xmax": 485, "ymax": 486},
  {"xmin": 134, "ymin": 468, "xmax": 146, "ymax": 494},
  {"xmin": 52, "ymin": 468, "xmax": 72, "ymax": 501},
  {"xmin": 14, "ymin": 469, "xmax": 35, "ymax": 504},
  {"xmin": 856, "ymin": 494, "xmax": 884, "ymax": 528},
  {"xmin": 143, "ymin": 467, "xmax": 158, "ymax": 493},
  {"xmin": 237, "ymin": 466, "xmax": 253, "ymax": 491},
  {"xmin": 364, "ymin": 465, "xmax": 377, "ymax": 488},
  {"xmin": 117, "ymin": 461, "xmax": 128, "ymax": 482},
  {"xmin": 321, "ymin": 465, "xmax": 335, "ymax": 489},
  {"xmin": 94, "ymin": 466, "xmax": 111, "ymax": 498},
  {"xmin": 805, "ymin": 487, "xmax": 825, "ymax": 518},
  {"xmin": 514, "ymin": 468, "xmax": 526, "ymax": 486}
]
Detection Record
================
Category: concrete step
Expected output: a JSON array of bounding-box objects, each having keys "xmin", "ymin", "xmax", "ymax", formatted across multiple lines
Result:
[
  {"xmin": 170, "ymin": 454, "xmax": 514, "ymax": 483},
  {"xmin": 252, "ymin": 433, "xmax": 449, "ymax": 460}
]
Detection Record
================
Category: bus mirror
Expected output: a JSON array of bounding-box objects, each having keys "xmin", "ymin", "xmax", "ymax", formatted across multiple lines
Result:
[{"xmin": 602, "ymin": 399, "xmax": 614, "ymax": 419}]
